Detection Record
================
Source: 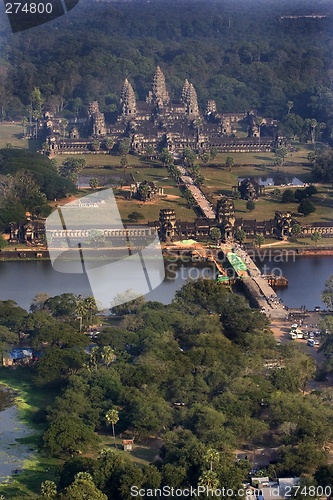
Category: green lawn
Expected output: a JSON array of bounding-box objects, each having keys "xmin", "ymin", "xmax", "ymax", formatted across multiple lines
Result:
[
  {"xmin": 115, "ymin": 194, "xmax": 196, "ymax": 223},
  {"xmin": 0, "ymin": 123, "xmax": 42, "ymax": 151}
]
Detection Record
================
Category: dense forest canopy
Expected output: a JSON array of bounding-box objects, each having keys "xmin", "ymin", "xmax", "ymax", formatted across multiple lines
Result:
[
  {"xmin": 2, "ymin": 280, "xmax": 333, "ymax": 498},
  {"xmin": 0, "ymin": 0, "xmax": 333, "ymax": 135}
]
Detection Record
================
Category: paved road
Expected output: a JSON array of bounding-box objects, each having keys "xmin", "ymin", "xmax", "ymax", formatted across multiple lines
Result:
[{"xmin": 177, "ymin": 166, "xmax": 216, "ymax": 219}]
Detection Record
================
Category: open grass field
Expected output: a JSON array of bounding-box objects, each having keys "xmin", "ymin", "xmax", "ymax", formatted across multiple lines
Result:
[
  {"xmin": 0, "ymin": 123, "xmax": 43, "ymax": 151},
  {"xmin": 0, "ymin": 123, "xmax": 29, "ymax": 149},
  {"xmin": 203, "ymin": 143, "xmax": 314, "ymax": 167},
  {"xmin": 115, "ymin": 194, "xmax": 196, "ymax": 223}
]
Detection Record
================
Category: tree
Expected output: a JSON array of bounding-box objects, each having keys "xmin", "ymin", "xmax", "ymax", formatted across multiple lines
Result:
[
  {"xmin": 145, "ymin": 144, "xmax": 155, "ymax": 159},
  {"xmin": 60, "ymin": 158, "xmax": 86, "ymax": 178},
  {"xmin": 287, "ymin": 100, "xmax": 294, "ymax": 115},
  {"xmin": 118, "ymin": 138, "xmax": 131, "ymax": 156},
  {"xmin": 311, "ymin": 231, "xmax": 322, "ymax": 245},
  {"xmin": 182, "ymin": 147, "xmax": 196, "ymax": 167},
  {"xmin": 89, "ymin": 178, "xmax": 99, "ymax": 189},
  {"xmin": 91, "ymin": 139, "xmax": 100, "ymax": 151},
  {"xmin": 282, "ymin": 189, "xmax": 295, "ymax": 203},
  {"xmin": 200, "ymin": 152, "xmax": 210, "ymax": 165},
  {"xmin": 110, "ymin": 289, "xmax": 145, "ymax": 315},
  {"xmin": 205, "ymin": 448, "xmax": 219, "ymax": 472},
  {"xmin": 210, "ymin": 147, "xmax": 218, "ymax": 160},
  {"xmin": 198, "ymin": 470, "xmax": 219, "ymax": 490},
  {"xmin": 254, "ymin": 234, "xmax": 265, "ymax": 248},
  {"xmin": 105, "ymin": 408, "xmax": 119, "ymax": 447},
  {"xmin": 225, "ymin": 156, "xmax": 234, "ymax": 171},
  {"xmin": 104, "ymin": 138, "xmax": 114, "ymax": 151},
  {"xmin": 0, "ymin": 234, "xmax": 6, "ymax": 249},
  {"xmin": 59, "ymin": 475, "xmax": 107, "ymax": 500},
  {"xmin": 120, "ymin": 156, "xmax": 128, "ymax": 168},
  {"xmin": 160, "ymin": 148, "xmax": 174, "ymax": 167},
  {"xmin": 322, "ymin": 276, "xmax": 333, "ymax": 311},
  {"xmin": 40, "ymin": 480, "xmax": 57, "ymax": 499},
  {"xmin": 310, "ymin": 118, "xmax": 318, "ymax": 144},
  {"xmin": 246, "ymin": 200, "xmax": 255, "ymax": 211},
  {"xmin": 21, "ymin": 116, "xmax": 28, "ymax": 137},
  {"xmin": 234, "ymin": 229, "xmax": 246, "ymax": 244},
  {"xmin": 210, "ymin": 227, "xmax": 221, "ymax": 243},
  {"xmin": 290, "ymin": 223, "xmax": 302, "ymax": 241},
  {"xmin": 298, "ymin": 199, "xmax": 316, "ymax": 216},
  {"xmin": 43, "ymin": 414, "xmax": 98, "ymax": 455}
]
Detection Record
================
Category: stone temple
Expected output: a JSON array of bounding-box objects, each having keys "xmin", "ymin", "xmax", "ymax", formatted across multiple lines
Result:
[{"xmin": 43, "ymin": 66, "xmax": 284, "ymax": 156}]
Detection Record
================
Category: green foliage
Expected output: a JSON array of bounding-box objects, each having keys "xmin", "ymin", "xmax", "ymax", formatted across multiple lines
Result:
[
  {"xmin": 58, "ymin": 475, "xmax": 107, "ymax": 500},
  {"xmin": 0, "ymin": 149, "xmax": 75, "ymax": 201},
  {"xmin": 118, "ymin": 138, "xmax": 131, "ymax": 156},
  {"xmin": 254, "ymin": 234, "xmax": 265, "ymax": 248},
  {"xmin": 110, "ymin": 290, "xmax": 145, "ymax": 315},
  {"xmin": 234, "ymin": 229, "xmax": 246, "ymax": 243},
  {"xmin": 43, "ymin": 413, "xmax": 98, "ymax": 456},
  {"xmin": 0, "ymin": 234, "xmax": 6, "ymax": 249},
  {"xmin": 311, "ymin": 149, "xmax": 333, "ymax": 182},
  {"xmin": 89, "ymin": 178, "xmax": 99, "ymax": 189},
  {"xmin": 298, "ymin": 198, "xmax": 316, "ymax": 216},
  {"xmin": 282, "ymin": 189, "xmax": 295, "ymax": 203},
  {"xmin": 210, "ymin": 227, "xmax": 221, "ymax": 242},
  {"xmin": 311, "ymin": 231, "xmax": 322, "ymax": 245},
  {"xmin": 246, "ymin": 200, "xmax": 255, "ymax": 211},
  {"xmin": 225, "ymin": 156, "xmax": 234, "ymax": 170},
  {"xmin": 290, "ymin": 223, "xmax": 302, "ymax": 240}
]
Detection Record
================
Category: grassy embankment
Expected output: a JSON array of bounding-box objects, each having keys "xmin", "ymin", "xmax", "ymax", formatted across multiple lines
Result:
[{"xmin": 0, "ymin": 368, "xmax": 61, "ymax": 499}]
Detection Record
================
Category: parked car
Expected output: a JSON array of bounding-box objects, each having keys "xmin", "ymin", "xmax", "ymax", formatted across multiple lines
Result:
[
  {"xmin": 307, "ymin": 339, "xmax": 315, "ymax": 347},
  {"xmin": 314, "ymin": 306, "xmax": 321, "ymax": 312},
  {"xmin": 314, "ymin": 340, "xmax": 320, "ymax": 346},
  {"xmin": 308, "ymin": 332, "xmax": 314, "ymax": 339}
]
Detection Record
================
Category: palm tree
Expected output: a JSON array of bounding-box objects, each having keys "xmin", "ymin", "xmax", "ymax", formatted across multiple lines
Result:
[
  {"xmin": 75, "ymin": 300, "xmax": 88, "ymax": 333},
  {"xmin": 84, "ymin": 296, "xmax": 97, "ymax": 324},
  {"xmin": 105, "ymin": 408, "xmax": 119, "ymax": 447},
  {"xmin": 40, "ymin": 480, "xmax": 57, "ymax": 499},
  {"xmin": 310, "ymin": 119, "xmax": 317, "ymax": 145},
  {"xmin": 101, "ymin": 346, "xmax": 116, "ymax": 367},
  {"xmin": 198, "ymin": 470, "xmax": 219, "ymax": 490},
  {"xmin": 205, "ymin": 448, "xmax": 219, "ymax": 471},
  {"xmin": 287, "ymin": 100, "xmax": 294, "ymax": 115},
  {"xmin": 21, "ymin": 117, "xmax": 28, "ymax": 138}
]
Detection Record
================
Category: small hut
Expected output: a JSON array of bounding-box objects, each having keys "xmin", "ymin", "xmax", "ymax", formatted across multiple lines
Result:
[{"xmin": 122, "ymin": 439, "xmax": 134, "ymax": 451}]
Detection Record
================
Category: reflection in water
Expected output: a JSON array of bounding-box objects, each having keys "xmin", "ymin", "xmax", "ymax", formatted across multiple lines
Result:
[
  {"xmin": 238, "ymin": 175, "xmax": 304, "ymax": 186},
  {"xmin": 256, "ymin": 255, "xmax": 333, "ymax": 309}
]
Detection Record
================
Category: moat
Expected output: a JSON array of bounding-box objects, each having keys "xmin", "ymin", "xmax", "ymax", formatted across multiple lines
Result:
[{"xmin": 0, "ymin": 256, "xmax": 332, "ymax": 311}]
